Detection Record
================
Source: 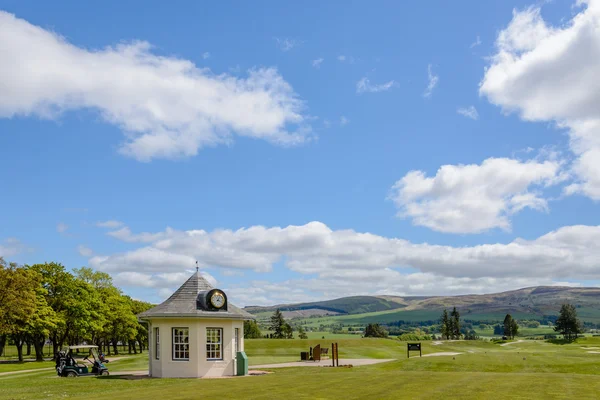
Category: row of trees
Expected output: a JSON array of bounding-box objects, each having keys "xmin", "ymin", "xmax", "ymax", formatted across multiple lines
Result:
[
  {"xmin": 440, "ymin": 308, "xmax": 461, "ymax": 339},
  {"xmin": 0, "ymin": 259, "xmax": 153, "ymax": 361}
]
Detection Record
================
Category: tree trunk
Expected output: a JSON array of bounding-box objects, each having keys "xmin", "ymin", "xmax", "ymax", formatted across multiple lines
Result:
[
  {"xmin": 112, "ymin": 339, "xmax": 118, "ymax": 355},
  {"xmin": 26, "ymin": 340, "xmax": 32, "ymax": 356},
  {"xmin": 128, "ymin": 341, "xmax": 132, "ymax": 354},
  {"xmin": 13, "ymin": 335, "xmax": 25, "ymax": 362},
  {"xmin": 0, "ymin": 335, "xmax": 6, "ymax": 357},
  {"xmin": 33, "ymin": 337, "xmax": 45, "ymax": 361},
  {"xmin": 138, "ymin": 340, "xmax": 143, "ymax": 354},
  {"xmin": 52, "ymin": 334, "xmax": 59, "ymax": 359}
]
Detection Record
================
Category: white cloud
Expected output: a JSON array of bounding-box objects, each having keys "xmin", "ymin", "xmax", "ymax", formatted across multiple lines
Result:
[
  {"xmin": 202, "ymin": 52, "xmax": 210, "ymax": 59},
  {"xmin": 275, "ymin": 37, "xmax": 302, "ymax": 51},
  {"xmin": 480, "ymin": 1, "xmax": 600, "ymax": 200},
  {"xmin": 78, "ymin": 245, "xmax": 94, "ymax": 257},
  {"xmin": 0, "ymin": 12, "xmax": 311, "ymax": 161},
  {"xmin": 389, "ymin": 157, "xmax": 564, "ymax": 233},
  {"xmin": 423, "ymin": 64, "xmax": 439, "ymax": 98},
  {"xmin": 107, "ymin": 226, "xmax": 171, "ymax": 243},
  {"xmin": 356, "ymin": 77, "xmax": 395, "ymax": 94},
  {"xmin": 56, "ymin": 223, "xmax": 69, "ymax": 234},
  {"xmin": 96, "ymin": 220, "xmax": 124, "ymax": 228},
  {"xmin": 340, "ymin": 116, "xmax": 349, "ymax": 126},
  {"xmin": 337, "ymin": 55, "xmax": 346, "ymax": 62},
  {"xmin": 457, "ymin": 106, "xmax": 479, "ymax": 120},
  {"xmin": 312, "ymin": 58, "xmax": 324, "ymax": 68},
  {"xmin": 470, "ymin": 35, "xmax": 482, "ymax": 48},
  {"xmin": 0, "ymin": 238, "xmax": 27, "ymax": 258},
  {"xmin": 88, "ymin": 220, "xmax": 600, "ymax": 299}
]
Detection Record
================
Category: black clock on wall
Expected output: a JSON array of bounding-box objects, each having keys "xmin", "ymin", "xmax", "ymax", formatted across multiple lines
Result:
[{"xmin": 197, "ymin": 289, "xmax": 228, "ymax": 311}]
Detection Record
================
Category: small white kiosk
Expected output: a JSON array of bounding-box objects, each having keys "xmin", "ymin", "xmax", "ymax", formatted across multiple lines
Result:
[{"xmin": 138, "ymin": 271, "xmax": 253, "ymax": 378}]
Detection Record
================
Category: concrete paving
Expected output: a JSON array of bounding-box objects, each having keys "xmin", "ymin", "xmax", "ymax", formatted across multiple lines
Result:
[{"xmin": 250, "ymin": 358, "xmax": 395, "ymax": 369}]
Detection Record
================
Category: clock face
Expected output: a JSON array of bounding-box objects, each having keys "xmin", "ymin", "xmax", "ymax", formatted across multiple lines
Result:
[{"xmin": 210, "ymin": 292, "xmax": 225, "ymax": 309}]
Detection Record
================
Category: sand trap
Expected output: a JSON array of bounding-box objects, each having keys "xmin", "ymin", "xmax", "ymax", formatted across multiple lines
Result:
[
  {"xmin": 582, "ymin": 347, "xmax": 600, "ymax": 350},
  {"xmin": 587, "ymin": 351, "xmax": 600, "ymax": 354},
  {"xmin": 500, "ymin": 340, "xmax": 526, "ymax": 346},
  {"xmin": 422, "ymin": 352, "xmax": 462, "ymax": 357},
  {"xmin": 432, "ymin": 341, "xmax": 443, "ymax": 346}
]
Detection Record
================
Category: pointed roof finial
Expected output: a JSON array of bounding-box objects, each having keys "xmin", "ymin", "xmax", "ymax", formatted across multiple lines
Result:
[{"xmin": 196, "ymin": 260, "xmax": 199, "ymax": 272}]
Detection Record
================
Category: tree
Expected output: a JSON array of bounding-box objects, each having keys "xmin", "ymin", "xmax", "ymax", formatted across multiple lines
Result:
[
  {"xmin": 450, "ymin": 307, "xmax": 461, "ymax": 339},
  {"xmin": 503, "ymin": 314, "xmax": 515, "ymax": 339},
  {"xmin": 282, "ymin": 322, "xmax": 294, "ymax": 339},
  {"xmin": 243, "ymin": 320, "xmax": 262, "ymax": 339},
  {"xmin": 554, "ymin": 303, "xmax": 583, "ymax": 341},
  {"xmin": 269, "ymin": 309, "xmax": 286, "ymax": 339},
  {"xmin": 440, "ymin": 309, "xmax": 450, "ymax": 340},
  {"xmin": 364, "ymin": 323, "xmax": 388, "ymax": 338},
  {"xmin": 0, "ymin": 261, "xmax": 42, "ymax": 361},
  {"xmin": 511, "ymin": 319, "xmax": 519, "ymax": 339},
  {"xmin": 298, "ymin": 326, "xmax": 308, "ymax": 339}
]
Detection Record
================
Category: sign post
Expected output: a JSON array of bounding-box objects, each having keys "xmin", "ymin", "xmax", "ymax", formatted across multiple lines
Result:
[
  {"xmin": 407, "ymin": 343, "xmax": 422, "ymax": 358},
  {"xmin": 331, "ymin": 342, "xmax": 339, "ymax": 367}
]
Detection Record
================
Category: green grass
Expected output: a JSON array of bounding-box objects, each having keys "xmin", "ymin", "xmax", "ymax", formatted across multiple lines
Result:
[{"xmin": 3, "ymin": 339, "xmax": 600, "ymax": 399}]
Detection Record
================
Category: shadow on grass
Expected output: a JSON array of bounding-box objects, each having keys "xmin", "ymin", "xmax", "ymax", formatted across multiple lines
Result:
[
  {"xmin": 98, "ymin": 374, "xmax": 151, "ymax": 381},
  {"xmin": 547, "ymin": 338, "xmax": 577, "ymax": 345}
]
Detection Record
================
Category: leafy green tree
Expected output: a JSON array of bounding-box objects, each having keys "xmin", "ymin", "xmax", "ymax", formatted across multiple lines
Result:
[
  {"xmin": 243, "ymin": 320, "xmax": 262, "ymax": 339},
  {"xmin": 0, "ymin": 260, "xmax": 41, "ymax": 361},
  {"xmin": 269, "ymin": 309, "xmax": 286, "ymax": 339},
  {"xmin": 282, "ymin": 322, "xmax": 294, "ymax": 339},
  {"xmin": 554, "ymin": 303, "xmax": 583, "ymax": 341},
  {"xmin": 28, "ymin": 263, "xmax": 98, "ymax": 355},
  {"xmin": 364, "ymin": 323, "xmax": 388, "ymax": 338},
  {"xmin": 511, "ymin": 319, "xmax": 519, "ymax": 339},
  {"xmin": 298, "ymin": 326, "xmax": 308, "ymax": 339}
]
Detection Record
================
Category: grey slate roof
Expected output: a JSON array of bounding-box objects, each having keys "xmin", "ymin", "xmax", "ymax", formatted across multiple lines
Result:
[{"xmin": 137, "ymin": 272, "xmax": 254, "ymax": 320}]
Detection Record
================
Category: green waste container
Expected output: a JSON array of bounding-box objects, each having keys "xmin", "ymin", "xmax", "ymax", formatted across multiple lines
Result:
[{"xmin": 236, "ymin": 351, "xmax": 248, "ymax": 376}]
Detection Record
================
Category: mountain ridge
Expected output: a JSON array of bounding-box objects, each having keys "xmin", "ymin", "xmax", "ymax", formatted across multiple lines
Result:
[{"xmin": 244, "ymin": 286, "xmax": 600, "ymax": 321}]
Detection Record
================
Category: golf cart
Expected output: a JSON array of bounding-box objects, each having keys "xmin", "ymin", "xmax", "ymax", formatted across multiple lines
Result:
[{"xmin": 55, "ymin": 345, "xmax": 109, "ymax": 377}]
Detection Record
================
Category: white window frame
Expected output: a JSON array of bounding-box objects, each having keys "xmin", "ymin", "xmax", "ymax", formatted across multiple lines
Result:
[
  {"xmin": 172, "ymin": 327, "xmax": 189, "ymax": 361},
  {"xmin": 206, "ymin": 328, "xmax": 223, "ymax": 361},
  {"xmin": 234, "ymin": 328, "xmax": 240, "ymax": 354},
  {"xmin": 155, "ymin": 327, "xmax": 160, "ymax": 360}
]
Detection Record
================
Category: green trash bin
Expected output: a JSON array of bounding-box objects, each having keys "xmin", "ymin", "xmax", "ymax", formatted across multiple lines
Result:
[{"xmin": 236, "ymin": 351, "xmax": 248, "ymax": 376}]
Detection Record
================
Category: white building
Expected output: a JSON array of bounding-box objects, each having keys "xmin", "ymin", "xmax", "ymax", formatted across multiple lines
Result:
[{"xmin": 138, "ymin": 271, "xmax": 253, "ymax": 378}]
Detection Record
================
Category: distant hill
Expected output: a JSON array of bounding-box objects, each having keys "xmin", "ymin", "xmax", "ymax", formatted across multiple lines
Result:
[
  {"xmin": 244, "ymin": 286, "xmax": 600, "ymax": 323},
  {"xmin": 244, "ymin": 295, "xmax": 411, "ymax": 315}
]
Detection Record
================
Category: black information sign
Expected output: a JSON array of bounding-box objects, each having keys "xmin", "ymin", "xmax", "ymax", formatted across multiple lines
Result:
[{"xmin": 407, "ymin": 343, "xmax": 422, "ymax": 358}]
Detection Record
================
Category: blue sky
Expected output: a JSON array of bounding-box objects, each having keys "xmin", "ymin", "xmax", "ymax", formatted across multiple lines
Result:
[{"xmin": 1, "ymin": 0, "xmax": 600, "ymax": 306}]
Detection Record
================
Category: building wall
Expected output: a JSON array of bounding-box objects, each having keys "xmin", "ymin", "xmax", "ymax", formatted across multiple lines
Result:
[{"xmin": 147, "ymin": 318, "xmax": 245, "ymax": 378}]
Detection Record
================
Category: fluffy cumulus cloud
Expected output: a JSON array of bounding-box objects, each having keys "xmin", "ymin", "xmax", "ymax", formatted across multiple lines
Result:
[
  {"xmin": 389, "ymin": 157, "xmax": 564, "ymax": 233},
  {"xmin": 480, "ymin": 1, "xmax": 600, "ymax": 200},
  {"xmin": 0, "ymin": 12, "xmax": 310, "ymax": 161},
  {"xmin": 87, "ymin": 221, "xmax": 600, "ymax": 304}
]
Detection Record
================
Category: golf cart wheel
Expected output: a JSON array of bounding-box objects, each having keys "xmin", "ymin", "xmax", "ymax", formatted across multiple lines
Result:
[
  {"xmin": 66, "ymin": 371, "xmax": 77, "ymax": 377},
  {"xmin": 101, "ymin": 370, "xmax": 109, "ymax": 376}
]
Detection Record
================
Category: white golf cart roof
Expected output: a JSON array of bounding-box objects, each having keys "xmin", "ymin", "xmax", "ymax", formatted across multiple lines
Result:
[{"xmin": 64, "ymin": 345, "xmax": 99, "ymax": 350}]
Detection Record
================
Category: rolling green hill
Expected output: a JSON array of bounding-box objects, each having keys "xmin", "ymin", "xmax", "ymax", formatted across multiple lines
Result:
[
  {"xmin": 245, "ymin": 286, "xmax": 600, "ymax": 324},
  {"xmin": 244, "ymin": 295, "xmax": 410, "ymax": 315}
]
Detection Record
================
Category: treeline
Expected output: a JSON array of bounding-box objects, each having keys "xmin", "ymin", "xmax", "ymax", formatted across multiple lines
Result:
[{"xmin": 0, "ymin": 259, "xmax": 153, "ymax": 361}]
